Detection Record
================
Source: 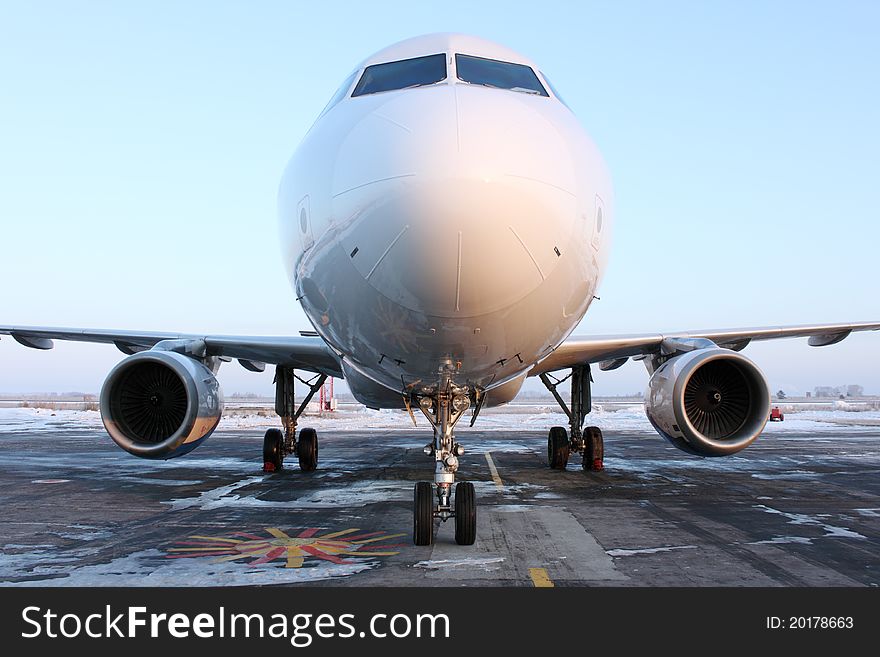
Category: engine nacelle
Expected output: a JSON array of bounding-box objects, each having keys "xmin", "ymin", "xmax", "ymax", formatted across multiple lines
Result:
[
  {"xmin": 100, "ymin": 350, "xmax": 223, "ymax": 459},
  {"xmin": 645, "ymin": 348, "xmax": 770, "ymax": 456}
]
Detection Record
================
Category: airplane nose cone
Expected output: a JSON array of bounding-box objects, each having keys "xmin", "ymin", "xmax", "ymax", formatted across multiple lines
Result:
[{"xmin": 333, "ymin": 85, "xmax": 578, "ymax": 318}]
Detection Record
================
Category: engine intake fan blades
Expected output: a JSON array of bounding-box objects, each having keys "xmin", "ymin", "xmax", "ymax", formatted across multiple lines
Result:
[
  {"xmin": 683, "ymin": 360, "xmax": 750, "ymax": 439},
  {"xmin": 116, "ymin": 362, "xmax": 188, "ymax": 443}
]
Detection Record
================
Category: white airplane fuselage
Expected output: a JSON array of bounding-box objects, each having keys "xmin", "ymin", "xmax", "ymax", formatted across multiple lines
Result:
[{"xmin": 278, "ymin": 34, "xmax": 612, "ymax": 407}]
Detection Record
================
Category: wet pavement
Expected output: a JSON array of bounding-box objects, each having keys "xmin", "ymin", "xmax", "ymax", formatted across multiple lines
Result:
[{"xmin": 1, "ymin": 424, "xmax": 878, "ymax": 586}]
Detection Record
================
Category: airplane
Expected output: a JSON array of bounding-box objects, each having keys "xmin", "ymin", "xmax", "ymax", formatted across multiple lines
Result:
[{"xmin": 2, "ymin": 33, "xmax": 878, "ymax": 547}]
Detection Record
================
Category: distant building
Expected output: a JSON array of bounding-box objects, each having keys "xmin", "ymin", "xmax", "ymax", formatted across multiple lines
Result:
[{"xmin": 846, "ymin": 385, "xmax": 864, "ymax": 397}]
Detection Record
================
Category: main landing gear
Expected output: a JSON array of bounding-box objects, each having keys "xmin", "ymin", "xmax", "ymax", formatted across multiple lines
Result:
[
  {"xmin": 411, "ymin": 366, "xmax": 476, "ymax": 546},
  {"xmin": 262, "ymin": 365, "xmax": 326, "ymax": 473},
  {"xmin": 540, "ymin": 364, "xmax": 605, "ymax": 472}
]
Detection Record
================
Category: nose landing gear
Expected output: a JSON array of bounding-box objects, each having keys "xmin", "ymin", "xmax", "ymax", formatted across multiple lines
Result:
[{"xmin": 411, "ymin": 369, "xmax": 476, "ymax": 546}]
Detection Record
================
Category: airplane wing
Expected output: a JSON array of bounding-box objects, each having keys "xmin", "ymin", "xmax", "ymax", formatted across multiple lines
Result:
[
  {"xmin": 0, "ymin": 325, "xmax": 343, "ymax": 377},
  {"xmin": 530, "ymin": 321, "xmax": 880, "ymax": 375}
]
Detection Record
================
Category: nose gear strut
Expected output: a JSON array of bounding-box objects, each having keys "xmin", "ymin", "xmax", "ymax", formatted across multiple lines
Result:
[{"xmin": 411, "ymin": 365, "xmax": 476, "ymax": 546}]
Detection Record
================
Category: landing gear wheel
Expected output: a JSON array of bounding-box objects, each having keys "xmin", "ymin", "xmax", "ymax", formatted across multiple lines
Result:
[
  {"xmin": 413, "ymin": 481, "xmax": 434, "ymax": 546},
  {"xmin": 548, "ymin": 426, "xmax": 570, "ymax": 469},
  {"xmin": 454, "ymin": 482, "xmax": 476, "ymax": 545},
  {"xmin": 298, "ymin": 427, "xmax": 318, "ymax": 472},
  {"xmin": 262, "ymin": 428, "xmax": 284, "ymax": 472},
  {"xmin": 583, "ymin": 426, "xmax": 604, "ymax": 471}
]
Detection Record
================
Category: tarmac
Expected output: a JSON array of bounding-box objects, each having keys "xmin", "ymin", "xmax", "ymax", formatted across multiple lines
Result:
[{"xmin": 1, "ymin": 420, "xmax": 878, "ymax": 586}]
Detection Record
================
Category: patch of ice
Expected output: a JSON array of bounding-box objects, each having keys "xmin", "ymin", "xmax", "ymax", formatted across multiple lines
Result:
[
  {"xmin": 51, "ymin": 530, "xmax": 114, "ymax": 542},
  {"xmin": 117, "ymin": 477, "xmax": 203, "ymax": 487},
  {"xmin": 0, "ymin": 546, "xmax": 98, "ymax": 581},
  {"xmin": 0, "ymin": 548, "xmax": 376, "ymax": 587},
  {"xmin": 164, "ymin": 477, "xmax": 409, "ymax": 512},
  {"xmin": 607, "ymin": 456, "xmax": 758, "ymax": 474},
  {"xmin": 754, "ymin": 505, "xmax": 867, "ymax": 540},
  {"xmin": 466, "ymin": 440, "xmax": 541, "ymax": 454},
  {"xmin": 751, "ymin": 471, "xmax": 821, "ymax": 481},
  {"xmin": 291, "ymin": 480, "xmax": 409, "ymax": 507},
  {"xmin": 471, "ymin": 481, "xmax": 547, "ymax": 496},
  {"xmin": 747, "ymin": 536, "xmax": 814, "ymax": 546},
  {"xmin": 413, "ymin": 557, "xmax": 505, "ymax": 570},
  {"xmin": 163, "ymin": 475, "xmax": 266, "ymax": 511},
  {"xmin": 488, "ymin": 504, "xmax": 540, "ymax": 512},
  {"xmin": 606, "ymin": 545, "xmax": 698, "ymax": 557}
]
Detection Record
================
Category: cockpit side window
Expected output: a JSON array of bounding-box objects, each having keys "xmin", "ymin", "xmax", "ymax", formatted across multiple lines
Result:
[
  {"xmin": 539, "ymin": 71, "xmax": 570, "ymax": 108},
  {"xmin": 455, "ymin": 54, "xmax": 548, "ymax": 96},
  {"xmin": 317, "ymin": 71, "xmax": 358, "ymax": 119},
  {"xmin": 352, "ymin": 53, "xmax": 447, "ymax": 97}
]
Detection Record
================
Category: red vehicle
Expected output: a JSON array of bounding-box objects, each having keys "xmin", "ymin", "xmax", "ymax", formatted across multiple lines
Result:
[{"xmin": 769, "ymin": 407, "xmax": 784, "ymax": 422}]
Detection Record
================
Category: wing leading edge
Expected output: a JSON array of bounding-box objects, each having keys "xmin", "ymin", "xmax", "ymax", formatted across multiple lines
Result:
[
  {"xmin": 531, "ymin": 321, "xmax": 880, "ymax": 376},
  {"xmin": 0, "ymin": 325, "xmax": 343, "ymax": 377},
  {"xmin": 4, "ymin": 321, "xmax": 878, "ymax": 382}
]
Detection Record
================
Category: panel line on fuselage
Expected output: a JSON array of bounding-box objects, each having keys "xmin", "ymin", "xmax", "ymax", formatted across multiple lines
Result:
[
  {"xmin": 366, "ymin": 224, "xmax": 410, "ymax": 280},
  {"xmin": 455, "ymin": 230, "xmax": 462, "ymax": 312},
  {"xmin": 503, "ymin": 172, "xmax": 577, "ymax": 197},
  {"xmin": 332, "ymin": 173, "xmax": 416, "ymax": 198},
  {"xmin": 508, "ymin": 225, "xmax": 546, "ymax": 280}
]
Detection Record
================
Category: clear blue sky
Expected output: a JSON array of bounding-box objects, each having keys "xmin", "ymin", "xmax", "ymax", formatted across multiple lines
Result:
[{"xmin": 1, "ymin": 1, "xmax": 878, "ymax": 396}]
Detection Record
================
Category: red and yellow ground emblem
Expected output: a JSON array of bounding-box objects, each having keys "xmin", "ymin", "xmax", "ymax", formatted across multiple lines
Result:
[{"xmin": 166, "ymin": 527, "xmax": 405, "ymax": 568}]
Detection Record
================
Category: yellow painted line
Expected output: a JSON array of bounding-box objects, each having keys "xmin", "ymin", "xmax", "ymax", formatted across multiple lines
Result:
[
  {"xmin": 529, "ymin": 567, "xmax": 554, "ymax": 588},
  {"xmin": 188, "ymin": 536, "xmax": 242, "ymax": 543},
  {"xmin": 484, "ymin": 452, "xmax": 504, "ymax": 491},
  {"xmin": 265, "ymin": 527, "xmax": 292, "ymax": 540},
  {"xmin": 318, "ymin": 528, "xmax": 361, "ymax": 540},
  {"xmin": 352, "ymin": 533, "xmax": 406, "ymax": 544}
]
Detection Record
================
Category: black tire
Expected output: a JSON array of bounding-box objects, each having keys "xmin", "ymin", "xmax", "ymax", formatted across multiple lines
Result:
[
  {"xmin": 454, "ymin": 481, "xmax": 476, "ymax": 545},
  {"xmin": 413, "ymin": 481, "xmax": 433, "ymax": 546},
  {"xmin": 262, "ymin": 428, "xmax": 284, "ymax": 472},
  {"xmin": 583, "ymin": 426, "xmax": 604, "ymax": 471},
  {"xmin": 298, "ymin": 427, "xmax": 318, "ymax": 472},
  {"xmin": 548, "ymin": 426, "xmax": 570, "ymax": 469}
]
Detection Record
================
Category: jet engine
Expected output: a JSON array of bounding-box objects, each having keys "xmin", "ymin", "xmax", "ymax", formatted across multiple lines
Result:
[
  {"xmin": 645, "ymin": 347, "xmax": 770, "ymax": 456},
  {"xmin": 100, "ymin": 350, "xmax": 223, "ymax": 459}
]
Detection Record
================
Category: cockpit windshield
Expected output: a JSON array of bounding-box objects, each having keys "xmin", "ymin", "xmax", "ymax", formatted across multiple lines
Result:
[
  {"xmin": 455, "ymin": 54, "xmax": 548, "ymax": 96},
  {"xmin": 352, "ymin": 53, "xmax": 447, "ymax": 97}
]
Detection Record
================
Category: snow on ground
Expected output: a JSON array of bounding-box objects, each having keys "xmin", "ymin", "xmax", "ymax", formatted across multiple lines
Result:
[
  {"xmin": 413, "ymin": 557, "xmax": 505, "ymax": 570},
  {"xmin": 606, "ymin": 545, "xmax": 699, "ymax": 557},
  {"xmin": 164, "ymin": 477, "xmax": 412, "ymax": 512},
  {"xmin": 0, "ymin": 407, "xmax": 105, "ymax": 432},
  {"xmin": 753, "ymin": 504, "xmax": 867, "ymax": 540},
  {"xmin": 1, "ymin": 405, "xmax": 880, "ymax": 434},
  {"xmin": 0, "ymin": 547, "xmax": 378, "ymax": 587}
]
